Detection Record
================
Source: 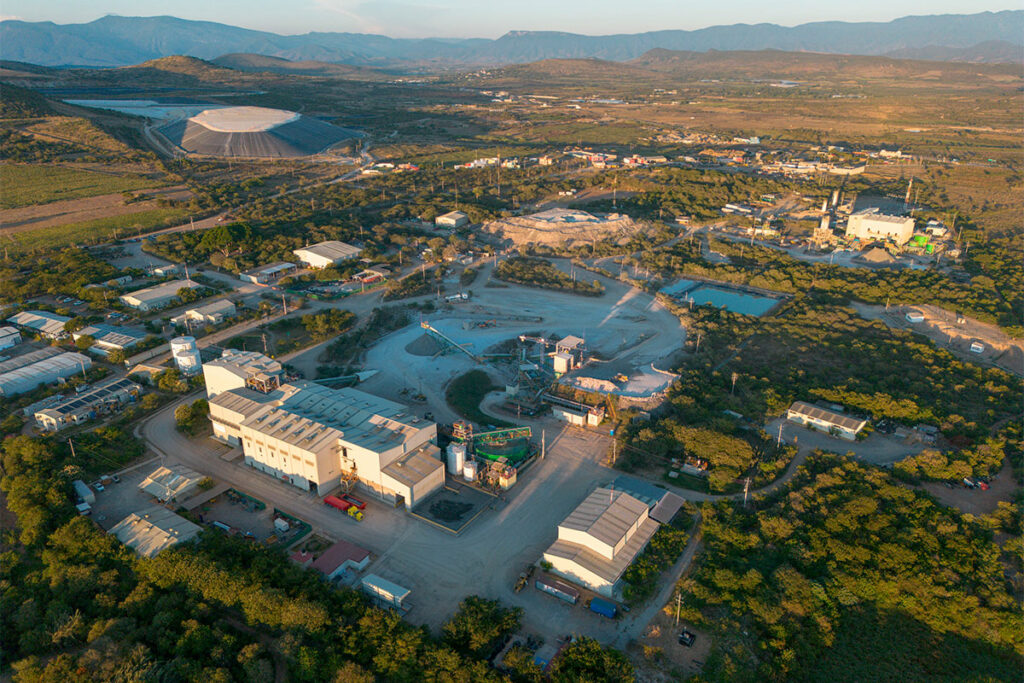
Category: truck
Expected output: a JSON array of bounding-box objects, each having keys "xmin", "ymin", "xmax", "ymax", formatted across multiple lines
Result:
[
  {"xmin": 324, "ymin": 495, "xmax": 364, "ymax": 521},
  {"xmin": 588, "ymin": 597, "xmax": 617, "ymax": 619},
  {"xmin": 341, "ymin": 494, "xmax": 366, "ymax": 510},
  {"xmin": 73, "ymin": 479, "xmax": 96, "ymax": 505}
]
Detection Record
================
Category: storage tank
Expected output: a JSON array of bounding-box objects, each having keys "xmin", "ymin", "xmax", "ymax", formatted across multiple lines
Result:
[
  {"xmin": 463, "ymin": 460, "xmax": 478, "ymax": 482},
  {"xmin": 446, "ymin": 443, "xmax": 466, "ymax": 475},
  {"xmin": 170, "ymin": 336, "xmax": 202, "ymax": 375}
]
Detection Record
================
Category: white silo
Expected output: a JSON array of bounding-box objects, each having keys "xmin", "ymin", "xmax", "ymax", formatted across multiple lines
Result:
[
  {"xmin": 463, "ymin": 460, "xmax": 478, "ymax": 482},
  {"xmin": 447, "ymin": 443, "xmax": 466, "ymax": 475},
  {"xmin": 171, "ymin": 336, "xmax": 202, "ymax": 375}
]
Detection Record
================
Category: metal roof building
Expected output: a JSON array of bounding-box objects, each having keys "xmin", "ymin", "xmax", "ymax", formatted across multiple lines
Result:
[
  {"xmin": 361, "ymin": 574, "xmax": 410, "ymax": 608},
  {"xmin": 34, "ymin": 377, "xmax": 141, "ymax": 431},
  {"xmin": 73, "ymin": 324, "xmax": 147, "ymax": 354},
  {"xmin": 7, "ymin": 310, "xmax": 71, "ymax": 339},
  {"xmin": 109, "ymin": 505, "xmax": 201, "ymax": 558},
  {"xmin": 0, "ymin": 326, "xmax": 21, "ymax": 350},
  {"xmin": 138, "ymin": 464, "xmax": 204, "ymax": 502},
  {"xmin": 542, "ymin": 488, "xmax": 660, "ymax": 598},
  {"xmin": 293, "ymin": 241, "xmax": 362, "ymax": 268},
  {"xmin": 170, "ymin": 299, "xmax": 237, "ymax": 327},
  {"xmin": 0, "ymin": 351, "xmax": 91, "ymax": 397},
  {"xmin": 239, "ymin": 262, "xmax": 297, "ymax": 284},
  {"xmin": 120, "ymin": 280, "xmax": 203, "ymax": 311},
  {"xmin": 786, "ymin": 401, "xmax": 868, "ymax": 441}
]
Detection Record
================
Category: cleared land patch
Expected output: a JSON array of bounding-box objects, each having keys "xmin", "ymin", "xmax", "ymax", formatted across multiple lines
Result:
[{"xmin": 0, "ymin": 163, "xmax": 165, "ymax": 209}]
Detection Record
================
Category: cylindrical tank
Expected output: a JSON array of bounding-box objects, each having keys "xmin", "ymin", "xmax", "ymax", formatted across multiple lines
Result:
[
  {"xmin": 463, "ymin": 460, "xmax": 478, "ymax": 482},
  {"xmin": 170, "ymin": 336, "xmax": 202, "ymax": 375},
  {"xmin": 446, "ymin": 443, "xmax": 466, "ymax": 475}
]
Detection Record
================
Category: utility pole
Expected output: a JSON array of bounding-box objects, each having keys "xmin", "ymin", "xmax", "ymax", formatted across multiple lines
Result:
[
  {"xmin": 68, "ymin": 438, "xmax": 76, "ymax": 460},
  {"xmin": 541, "ymin": 430, "xmax": 545, "ymax": 459},
  {"xmin": 743, "ymin": 477, "xmax": 751, "ymax": 507},
  {"xmin": 281, "ymin": 294, "xmax": 288, "ymax": 315},
  {"xmin": 777, "ymin": 422, "xmax": 784, "ymax": 448},
  {"xmin": 695, "ymin": 331, "xmax": 702, "ymax": 353},
  {"xmin": 675, "ymin": 591, "xmax": 682, "ymax": 626}
]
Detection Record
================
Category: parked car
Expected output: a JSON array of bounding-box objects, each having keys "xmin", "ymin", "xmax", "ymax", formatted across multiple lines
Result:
[{"xmin": 678, "ymin": 630, "xmax": 697, "ymax": 647}]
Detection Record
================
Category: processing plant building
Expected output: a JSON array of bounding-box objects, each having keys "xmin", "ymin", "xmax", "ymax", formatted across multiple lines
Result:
[
  {"xmin": 845, "ymin": 210, "xmax": 915, "ymax": 246},
  {"xmin": 158, "ymin": 106, "xmax": 359, "ymax": 158},
  {"xmin": 542, "ymin": 487, "xmax": 660, "ymax": 598},
  {"xmin": 7, "ymin": 310, "xmax": 71, "ymax": 339},
  {"xmin": 205, "ymin": 350, "xmax": 443, "ymax": 507}
]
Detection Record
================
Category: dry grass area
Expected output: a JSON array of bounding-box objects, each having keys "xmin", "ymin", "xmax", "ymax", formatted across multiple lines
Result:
[
  {"xmin": 631, "ymin": 609, "xmax": 712, "ymax": 682},
  {"xmin": 0, "ymin": 185, "xmax": 191, "ymax": 232}
]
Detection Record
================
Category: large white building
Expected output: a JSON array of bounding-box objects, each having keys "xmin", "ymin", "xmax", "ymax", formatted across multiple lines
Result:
[
  {"xmin": 205, "ymin": 350, "xmax": 443, "ymax": 507},
  {"xmin": 73, "ymin": 324, "xmax": 147, "ymax": 356},
  {"xmin": 786, "ymin": 401, "xmax": 867, "ymax": 441},
  {"xmin": 435, "ymin": 210, "xmax": 468, "ymax": 228},
  {"xmin": 293, "ymin": 241, "xmax": 362, "ymax": 269},
  {"xmin": 845, "ymin": 210, "xmax": 915, "ymax": 246},
  {"xmin": 542, "ymin": 488, "xmax": 660, "ymax": 598},
  {"xmin": 120, "ymin": 280, "xmax": 203, "ymax": 311}
]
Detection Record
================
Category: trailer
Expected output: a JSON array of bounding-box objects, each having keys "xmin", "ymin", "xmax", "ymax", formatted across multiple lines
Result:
[
  {"xmin": 324, "ymin": 495, "xmax": 364, "ymax": 521},
  {"xmin": 535, "ymin": 575, "xmax": 579, "ymax": 605},
  {"xmin": 73, "ymin": 479, "xmax": 95, "ymax": 504},
  {"xmin": 588, "ymin": 597, "xmax": 617, "ymax": 619}
]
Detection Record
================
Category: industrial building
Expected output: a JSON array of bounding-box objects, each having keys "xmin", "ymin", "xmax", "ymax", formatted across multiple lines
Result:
[
  {"xmin": 150, "ymin": 264, "xmax": 180, "ymax": 277},
  {"xmin": 120, "ymin": 280, "xmax": 203, "ymax": 311},
  {"xmin": 205, "ymin": 350, "xmax": 443, "ymax": 506},
  {"xmin": 786, "ymin": 401, "xmax": 867, "ymax": 441},
  {"xmin": 203, "ymin": 348, "xmax": 284, "ymax": 397},
  {"xmin": 845, "ymin": 210, "xmax": 915, "ymax": 246},
  {"xmin": 33, "ymin": 377, "xmax": 141, "ymax": 431},
  {"xmin": 0, "ymin": 351, "xmax": 91, "ymax": 397},
  {"xmin": 7, "ymin": 310, "xmax": 71, "ymax": 339},
  {"xmin": 542, "ymin": 487, "xmax": 660, "ymax": 598},
  {"xmin": 0, "ymin": 326, "xmax": 21, "ymax": 350},
  {"xmin": 138, "ymin": 464, "xmax": 204, "ymax": 502},
  {"xmin": 73, "ymin": 324, "xmax": 147, "ymax": 356},
  {"xmin": 239, "ymin": 262, "xmax": 297, "ymax": 284},
  {"xmin": 293, "ymin": 241, "xmax": 362, "ymax": 269},
  {"xmin": 109, "ymin": 505, "xmax": 201, "ymax": 558},
  {"xmin": 171, "ymin": 299, "xmax": 237, "ymax": 327},
  {"xmin": 436, "ymin": 210, "xmax": 469, "ymax": 228},
  {"xmin": 157, "ymin": 106, "xmax": 359, "ymax": 158},
  {"xmin": 171, "ymin": 336, "xmax": 203, "ymax": 375}
]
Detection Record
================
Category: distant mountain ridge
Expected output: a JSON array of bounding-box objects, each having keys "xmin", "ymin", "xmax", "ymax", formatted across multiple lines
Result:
[{"xmin": 0, "ymin": 11, "xmax": 1021, "ymax": 68}]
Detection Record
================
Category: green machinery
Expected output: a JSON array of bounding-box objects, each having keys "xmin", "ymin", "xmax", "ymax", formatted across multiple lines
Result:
[{"xmin": 452, "ymin": 421, "xmax": 532, "ymax": 464}]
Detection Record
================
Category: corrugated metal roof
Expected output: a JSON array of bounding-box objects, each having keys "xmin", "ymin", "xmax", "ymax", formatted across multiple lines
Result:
[
  {"xmin": 361, "ymin": 573, "xmax": 410, "ymax": 600},
  {"xmin": 109, "ymin": 505, "xmax": 200, "ymax": 558},
  {"xmin": 294, "ymin": 240, "xmax": 361, "ymax": 263},
  {"xmin": 560, "ymin": 488, "xmax": 648, "ymax": 549},
  {"xmin": 788, "ymin": 401, "xmax": 867, "ymax": 431}
]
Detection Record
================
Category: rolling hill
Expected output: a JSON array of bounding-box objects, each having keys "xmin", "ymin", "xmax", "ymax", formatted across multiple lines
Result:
[{"xmin": 0, "ymin": 11, "xmax": 1020, "ymax": 68}]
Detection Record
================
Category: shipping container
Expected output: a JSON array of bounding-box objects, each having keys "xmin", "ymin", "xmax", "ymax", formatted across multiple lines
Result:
[
  {"xmin": 324, "ymin": 495, "xmax": 351, "ymax": 511},
  {"xmin": 73, "ymin": 479, "xmax": 96, "ymax": 504},
  {"xmin": 589, "ymin": 597, "xmax": 617, "ymax": 618},
  {"xmin": 535, "ymin": 575, "xmax": 579, "ymax": 604}
]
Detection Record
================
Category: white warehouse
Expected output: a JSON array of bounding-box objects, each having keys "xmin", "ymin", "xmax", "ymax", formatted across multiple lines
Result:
[
  {"xmin": 542, "ymin": 488, "xmax": 660, "ymax": 598},
  {"xmin": 293, "ymin": 240, "xmax": 362, "ymax": 269},
  {"xmin": 845, "ymin": 210, "xmax": 915, "ymax": 246},
  {"xmin": 0, "ymin": 351, "xmax": 91, "ymax": 397},
  {"xmin": 120, "ymin": 280, "xmax": 204, "ymax": 311}
]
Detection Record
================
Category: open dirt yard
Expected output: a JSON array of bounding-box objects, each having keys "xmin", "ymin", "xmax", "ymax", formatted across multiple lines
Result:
[
  {"xmin": 347, "ymin": 260, "xmax": 685, "ymax": 423},
  {"xmin": 853, "ymin": 302, "xmax": 1024, "ymax": 377},
  {"xmin": 0, "ymin": 185, "xmax": 193, "ymax": 232}
]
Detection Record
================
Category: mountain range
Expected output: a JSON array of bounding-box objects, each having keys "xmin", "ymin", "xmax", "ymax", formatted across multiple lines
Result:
[{"xmin": 0, "ymin": 11, "xmax": 1021, "ymax": 69}]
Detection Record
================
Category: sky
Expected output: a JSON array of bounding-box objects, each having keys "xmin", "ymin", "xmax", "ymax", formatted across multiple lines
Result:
[{"xmin": 1, "ymin": 0, "xmax": 1017, "ymax": 38}]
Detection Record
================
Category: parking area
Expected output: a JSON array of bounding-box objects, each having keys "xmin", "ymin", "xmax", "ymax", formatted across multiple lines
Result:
[
  {"xmin": 194, "ymin": 490, "xmax": 307, "ymax": 544},
  {"xmin": 89, "ymin": 458, "xmax": 164, "ymax": 530},
  {"xmin": 768, "ymin": 417, "xmax": 929, "ymax": 465}
]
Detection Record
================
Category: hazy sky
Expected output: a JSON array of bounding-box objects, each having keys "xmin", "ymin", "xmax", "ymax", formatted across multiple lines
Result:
[{"xmin": 2, "ymin": 1, "xmax": 1016, "ymax": 38}]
